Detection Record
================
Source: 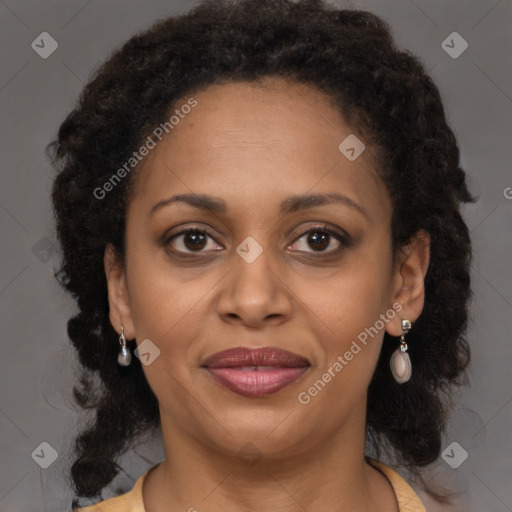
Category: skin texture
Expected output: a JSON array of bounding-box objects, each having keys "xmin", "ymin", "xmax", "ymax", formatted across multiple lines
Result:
[{"xmin": 104, "ymin": 77, "xmax": 430, "ymax": 511}]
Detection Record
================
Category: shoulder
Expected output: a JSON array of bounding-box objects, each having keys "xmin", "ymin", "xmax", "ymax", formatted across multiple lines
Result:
[
  {"xmin": 367, "ymin": 458, "xmax": 427, "ymax": 512},
  {"xmin": 73, "ymin": 466, "xmax": 152, "ymax": 512}
]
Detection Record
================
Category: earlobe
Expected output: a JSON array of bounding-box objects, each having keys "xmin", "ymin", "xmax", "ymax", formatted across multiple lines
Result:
[
  {"xmin": 386, "ymin": 229, "xmax": 431, "ymax": 337},
  {"xmin": 104, "ymin": 243, "xmax": 136, "ymax": 339}
]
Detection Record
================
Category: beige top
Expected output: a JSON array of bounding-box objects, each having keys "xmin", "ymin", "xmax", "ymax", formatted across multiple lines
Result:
[{"xmin": 76, "ymin": 458, "xmax": 427, "ymax": 511}]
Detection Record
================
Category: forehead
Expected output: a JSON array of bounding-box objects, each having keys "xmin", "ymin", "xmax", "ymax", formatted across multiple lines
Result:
[{"xmin": 129, "ymin": 77, "xmax": 390, "ymax": 223}]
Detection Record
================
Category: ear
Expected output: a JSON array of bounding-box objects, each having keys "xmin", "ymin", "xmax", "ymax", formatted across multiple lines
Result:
[
  {"xmin": 385, "ymin": 229, "xmax": 431, "ymax": 337},
  {"xmin": 104, "ymin": 243, "xmax": 136, "ymax": 339}
]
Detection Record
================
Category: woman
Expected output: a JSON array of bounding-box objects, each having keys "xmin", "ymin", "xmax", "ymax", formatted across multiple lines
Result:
[{"xmin": 49, "ymin": 0, "xmax": 475, "ymax": 510}]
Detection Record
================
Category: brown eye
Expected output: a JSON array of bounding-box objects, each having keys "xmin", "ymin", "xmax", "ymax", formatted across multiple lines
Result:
[
  {"xmin": 306, "ymin": 231, "xmax": 330, "ymax": 251},
  {"xmin": 166, "ymin": 228, "xmax": 222, "ymax": 254},
  {"xmin": 289, "ymin": 225, "xmax": 350, "ymax": 255},
  {"xmin": 183, "ymin": 231, "xmax": 207, "ymax": 251}
]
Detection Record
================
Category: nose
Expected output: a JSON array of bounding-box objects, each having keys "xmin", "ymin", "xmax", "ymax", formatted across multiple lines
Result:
[{"xmin": 216, "ymin": 247, "xmax": 293, "ymax": 329}]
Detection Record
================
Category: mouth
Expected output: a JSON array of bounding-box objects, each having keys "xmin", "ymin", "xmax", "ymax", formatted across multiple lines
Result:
[{"xmin": 201, "ymin": 346, "xmax": 310, "ymax": 398}]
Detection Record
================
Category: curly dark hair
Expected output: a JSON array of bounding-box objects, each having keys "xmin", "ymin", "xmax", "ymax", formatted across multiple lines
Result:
[{"xmin": 49, "ymin": 0, "xmax": 476, "ymax": 505}]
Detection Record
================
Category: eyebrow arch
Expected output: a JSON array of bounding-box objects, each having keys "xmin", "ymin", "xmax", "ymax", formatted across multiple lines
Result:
[
  {"xmin": 280, "ymin": 193, "xmax": 368, "ymax": 220},
  {"xmin": 149, "ymin": 192, "xmax": 368, "ymax": 220}
]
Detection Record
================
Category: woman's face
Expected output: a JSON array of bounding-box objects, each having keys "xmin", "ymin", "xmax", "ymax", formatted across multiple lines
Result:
[{"xmin": 105, "ymin": 77, "xmax": 426, "ymax": 460}]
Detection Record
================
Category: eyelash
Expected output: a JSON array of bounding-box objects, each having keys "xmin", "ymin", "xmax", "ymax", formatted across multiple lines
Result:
[{"xmin": 163, "ymin": 224, "xmax": 352, "ymax": 258}]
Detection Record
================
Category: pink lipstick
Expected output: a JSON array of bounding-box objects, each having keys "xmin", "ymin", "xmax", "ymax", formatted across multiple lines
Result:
[{"xmin": 202, "ymin": 347, "xmax": 310, "ymax": 398}]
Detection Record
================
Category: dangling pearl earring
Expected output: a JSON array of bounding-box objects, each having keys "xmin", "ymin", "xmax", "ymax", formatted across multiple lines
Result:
[
  {"xmin": 117, "ymin": 325, "xmax": 132, "ymax": 366},
  {"xmin": 390, "ymin": 319, "xmax": 412, "ymax": 384}
]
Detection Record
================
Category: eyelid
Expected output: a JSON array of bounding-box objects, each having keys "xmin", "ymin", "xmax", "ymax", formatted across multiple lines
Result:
[
  {"xmin": 289, "ymin": 223, "xmax": 352, "ymax": 253},
  {"xmin": 292, "ymin": 223, "xmax": 351, "ymax": 242},
  {"xmin": 162, "ymin": 224, "xmax": 223, "ymax": 249}
]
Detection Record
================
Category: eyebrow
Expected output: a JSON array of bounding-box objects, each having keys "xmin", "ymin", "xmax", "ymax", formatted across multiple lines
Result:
[{"xmin": 149, "ymin": 192, "xmax": 368, "ymax": 220}]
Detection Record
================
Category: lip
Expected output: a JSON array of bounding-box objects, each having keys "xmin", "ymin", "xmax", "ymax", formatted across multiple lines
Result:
[{"xmin": 202, "ymin": 347, "xmax": 310, "ymax": 398}]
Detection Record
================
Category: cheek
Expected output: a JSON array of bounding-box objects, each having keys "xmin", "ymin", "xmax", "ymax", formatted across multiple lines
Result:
[
  {"xmin": 313, "ymin": 294, "xmax": 387, "ymax": 389},
  {"xmin": 299, "ymin": 249, "xmax": 393, "ymax": 389},
  {"xmin": 125, "ymin": 258, "xmax": 207, "ymax": 406},
  {"xmin": 305, "ymin": 254, "xmax": 391, "ymax": 337},
  {"xmin": 296, "ymin": 287, "xmax": 389, "ymax": 429},
  {"xmin": 125, "ymin": 254, "xmax": 228, "ymax": 400},
  {"xmin": 126, "ymin": 248, "xmax": 216, "ymax": 339}
]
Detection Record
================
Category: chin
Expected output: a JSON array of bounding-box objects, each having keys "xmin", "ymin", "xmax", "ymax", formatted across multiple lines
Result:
[{"xmin": 202, "ymin": 409, "xmax": 312, "ymax": 458}]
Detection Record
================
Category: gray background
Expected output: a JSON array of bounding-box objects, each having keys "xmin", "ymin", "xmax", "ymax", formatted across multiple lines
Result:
[{"xmin": 0, "ymin": 0, "xmax": 511, "ymax": 510}]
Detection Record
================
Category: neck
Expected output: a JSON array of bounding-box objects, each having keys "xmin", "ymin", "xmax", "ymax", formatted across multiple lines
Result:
[{"xmin": 143, "ymin": 405, "xmax": 397, "ymax": 512}]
